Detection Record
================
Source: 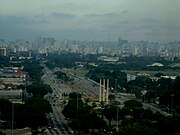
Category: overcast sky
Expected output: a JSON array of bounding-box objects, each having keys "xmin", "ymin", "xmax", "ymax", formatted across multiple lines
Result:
[{"xmin": 0, "ymin": 0, "xmax": 180, "ymax": 41}]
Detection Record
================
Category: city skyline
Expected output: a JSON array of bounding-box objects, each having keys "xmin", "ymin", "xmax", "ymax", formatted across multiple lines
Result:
[{"xmin": 1, "ymin": 0, "xmax": 180, "ymax": 41}]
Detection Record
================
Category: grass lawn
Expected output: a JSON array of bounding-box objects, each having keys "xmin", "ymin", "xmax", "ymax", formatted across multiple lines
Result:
[{"xmin": 65, "ymin": 67, "xmax": 88, "ymax": 77}]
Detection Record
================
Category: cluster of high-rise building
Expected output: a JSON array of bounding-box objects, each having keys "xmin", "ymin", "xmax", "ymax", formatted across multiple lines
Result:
[{"xmin": 1, "ymin": 37, "xmax": 180, "ymax": 61}]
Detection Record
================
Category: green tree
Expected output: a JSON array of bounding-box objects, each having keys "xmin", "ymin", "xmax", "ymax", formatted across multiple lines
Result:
[
  {"xmin": 118, "ymin": 124, "xmax": 160, "ymax": 135},
  {"xmin": 155, "ymin": 118, "xmax": 174, "ymax": 135},
  {"xmin": 24, "ymin": 97, "xmax": 52, "ymax": 129},
  {"xmin": 78, "ymin": 112, "xmax": 106, "ymax": 133},
  {"xmin": 17, "ymin": 84, "xmax": 26, "ymax": 90},
  {"xmin": 13, "ymin": 103, "xmax": 32, "ymax": 129},
  {"xmin": 63, "ymin": 92, "xmax": 106, "ymax": 133},
  {"xmin": 27, "ymin": 83, "xmax": 52, "ymax": 97},
  {"xmin": 172, "ymin": 76, "xmax": 180, "ymax": 91},
  {"xmin": 157, "ymin": 78, "xmax": 172, "ymax": 92},
  {"xmin": 131, "ymin": 108, "xmax": 144, "ymax": 123},
  {"xmin": 119, "ymin": 107, "xmax": 131, "ymax": 120},
  {"xmin": 141, "ymin": 109, "xmax": 154, "ymax": 120},
  {"xmin": 69, "ymin": 92, "xmax": 82, "ymax": 99},
  {"xmin": 109, "ymin": 94, "xmax": 116, "ymax": 101},
  {"xmin": 62, "ymin": 93, "xmax": 83, "ymax": 119},
  {"xmin": 124, "ymin": 100, "xmax": 143, "ymax": 110},
  {"xmin": 0, "ymin": 99, "xmax": 12, "ymax": 122},
  {"xmin": 103, "ymin": 105, "xmax": 119, "ymax": 126},
  {"xmin": 0, "ymin": 56, "xmax": 9, "ymax": 67},
  {"xmin": 154, "ymin": 72, "xmax": 165, "ymax": 77},
  {"xmin": 23, "ymin": 59, "xmax": 43, "ymax": 82},
  {"xmin": 134, "ymin": 76, "xmax": 153, "ymax": 88},
  {"xmin": 54, "ymin": 71, "xmax": 69, "ymax": 82},
  {"xmin": 86, "ymin": 67, "xmax": 127, "ymax": 89},
  {"xmin": 131, "ymin": 86, "xmax": 142, "ymax": 98},
  {"xmin": 0, "ymin": 131, "xmax": 5, "ymax": 135}
]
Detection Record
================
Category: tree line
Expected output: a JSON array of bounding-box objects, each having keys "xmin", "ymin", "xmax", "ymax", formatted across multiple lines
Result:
[{"xmin": 62, "ymin": 92, "xmax": 179, "ymax": 135}]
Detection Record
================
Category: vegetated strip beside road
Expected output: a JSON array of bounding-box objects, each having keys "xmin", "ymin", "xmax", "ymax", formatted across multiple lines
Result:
[{"xmin": 123, "ymin": 70, "xmax": 180, "ymax": 76}]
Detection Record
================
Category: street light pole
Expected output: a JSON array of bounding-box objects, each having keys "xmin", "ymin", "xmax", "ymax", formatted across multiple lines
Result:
[
  {"xmin": 115, "ymin": 79, "xmax": 119, "ymax": 131},
  {"xmin": 171, "ymin": 94, "xmax": 174, "ymax": 116},
  {"xmin": 116, "ymin": 104, "xmax": 118, "ymax": 131},
  {"xmin": 12, "ymin": 102, "xmax": 14, "ymax": 135},
  {"xmin": 76, "ymin": 93, "xmax": 79, "ymax": 134},
  {"xmin": 115, "ymin": 79, "xmax": 117, "ymax": 93},
  {"xmin": 77, "ymin": 93, "xmax": 78, "ymax": 120}
]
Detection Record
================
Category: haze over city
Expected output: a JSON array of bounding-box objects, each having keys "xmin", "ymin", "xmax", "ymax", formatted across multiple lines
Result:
[
  {"xmin": 1, "ymin": 1, "xmax": 180, "ymax": 135},
  {"xmin": 1, "ymin": 0, "xmax": 180, "ymax": 41}
]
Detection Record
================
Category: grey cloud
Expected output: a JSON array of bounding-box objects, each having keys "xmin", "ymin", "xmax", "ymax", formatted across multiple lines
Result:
[
  {"xmin": 103, "ymin": 13, "xmax": 116, "ymax": 17},
  {"xmin": 34, "ymin": 12, "xmax": 75, "ymax": 21},
  {"xmin": 50, "ymin": 12, "xmax": 75, "ymax": 19},
  {"xmin": 84, "ymin": 10, "xmax": 129, "ymax": 19},
  {"xmin": 33, "ymin": 14, "xmax": 50, "ymax": 23},
  {"xmin": 0, "ymin": 15, "xmax": 40, "ymax": 40},
  {"xmin": 140, "ymin": 18, "xmax": 161, "ymax": 24},
  {"xmin": 82, "ymin": 12, "xmax": 118, "ymax": 26},
  {"xmin": 0, "ymin": 15, "xmax": 32, "ymax": 25},
  {"xmin": 52, "ymin": 28, "xmax": 112, "ymax": 41},
  {"xmin": 34, "ymin": 13, "xmax": 47, "ymax": 18},
  {"xmin": 121, "ymin": 10, "xmax": 129, "ymax": 14},
  {"xmin": 0, "ymin": 15, "xmax": 49, "ymax": 37},
  {"xmin": 36, "ymin": 19, "xmax": 49, "ymax": 23},
  {"xmin": 0, "ymin": 15, "xmax": 49, "ymax": 27},
  {"xmin": 84, "ymin": 13, "xmax": 101, "ymax": 17},
  {"xmin": 0, "ymin": 15, "xmax": 35, "ymax": 36},
  {"xmin": 84, "ymin": 13, "xmax": 116, "ymax": 17},
  {"xmin": 139, "ymin": 18, "xmax": 180, "ymax": 33}
]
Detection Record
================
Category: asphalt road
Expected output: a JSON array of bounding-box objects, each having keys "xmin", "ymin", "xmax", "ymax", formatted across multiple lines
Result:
[{"xmin": 42, "ymin": 66, "xmax": 74, "ymax": 135}]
